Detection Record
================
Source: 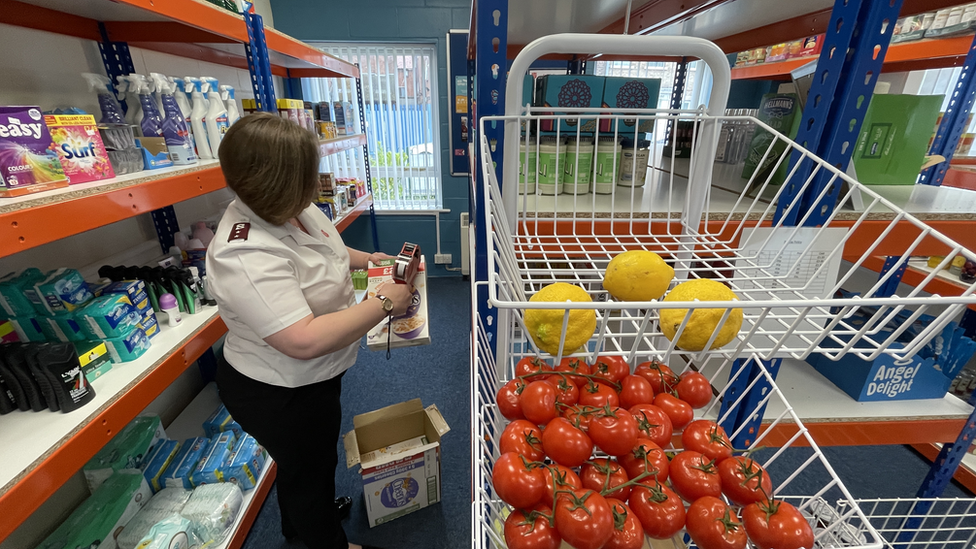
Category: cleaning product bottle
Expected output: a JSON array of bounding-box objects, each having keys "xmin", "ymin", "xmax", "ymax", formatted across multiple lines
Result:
[
  {"xmin": 151, "ymin": 73, "xmax": 197, "ymax": 165},
  {"xmin": 82, "ymin": 73, "xmax": 125, "ymax": 125},
  {"xmin": 220, "ymin": 85, "xmax": 240, "ymax": 126},
  {"xmin": 202, "ymin": 77, "xmax": 229, "ymax": 155},
  {"xmin": 186, "ymin": 77, "xmax": 213, "ymax": 160},
  {"xmin": 173, "ymin": 78, "xmax": 197, "ymax": 155},
  {"xmin": 118, "ymin": 75, "xmax": 142, "ymax": 130},
  {"xmin": 133, "ymin": 74, "xmax": 165, "ymax": 139}
]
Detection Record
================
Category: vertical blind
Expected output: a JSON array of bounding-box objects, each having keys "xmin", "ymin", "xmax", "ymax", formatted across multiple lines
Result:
[{"xmin": 303, "ymin": 43, "xmax": 442, "ymax": 210}]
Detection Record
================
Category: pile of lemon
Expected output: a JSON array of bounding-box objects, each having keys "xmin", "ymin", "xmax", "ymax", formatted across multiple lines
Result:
[{"xmin": 523, "ymin": 250, "xmax": 742, "ymax": 356}]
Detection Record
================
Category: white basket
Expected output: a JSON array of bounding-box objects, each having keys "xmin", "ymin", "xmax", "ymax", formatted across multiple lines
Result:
[
  {"xmin": 470, "ymin": 304, "xmax": 884, "ymax": 549},
  {"xmin": 843, "ymin": 498, "xmax": 976, "ymax": 548}
]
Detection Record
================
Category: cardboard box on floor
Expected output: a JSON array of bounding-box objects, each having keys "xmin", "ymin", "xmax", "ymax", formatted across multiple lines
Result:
[{"xmin": 343, "ymin": 399, "xmax": 450, "ymax": 527}]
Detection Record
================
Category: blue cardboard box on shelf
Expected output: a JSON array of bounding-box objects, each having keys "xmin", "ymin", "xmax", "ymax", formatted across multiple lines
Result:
[
  {"xmin": 807, "ymin": 298, "xmax": 976, "ymax": 402},
  {"xmin": 536, "ymin": 75, "xmax": 605, "ymax": 134}
]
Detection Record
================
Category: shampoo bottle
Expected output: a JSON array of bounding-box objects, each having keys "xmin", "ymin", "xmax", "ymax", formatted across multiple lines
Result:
[
  {"xmin": 82, "ymin": 73, "xmax": 125, "ymax": 125},
  {"xmin": 202, "ymin": 77, "xmax": 229, "ymax": 155},
  {"xmin": 220, "ymin": 85, "xmax": 240, "ymax": 126},
  {"xmin": 151, "ymin": 73, "xmax": 197, "ymax": 165},
  {"xmin": 133, "ymin": 74, "xmax": 165, "ymax": 139},
  {"xmin": 186, "ymin": 77, "xmax": 213, "ymax": 160}
]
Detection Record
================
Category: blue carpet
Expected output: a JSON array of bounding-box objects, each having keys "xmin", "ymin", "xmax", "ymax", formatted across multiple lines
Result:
[{"xmin": 240, "ymin": 278, "xmax": 971, "ymax": 549}]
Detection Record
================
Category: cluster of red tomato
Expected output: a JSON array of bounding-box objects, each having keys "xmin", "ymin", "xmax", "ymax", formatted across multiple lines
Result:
[{"xmin": 493, "ymin": 356, "xmax": 815, "ymax": 549}]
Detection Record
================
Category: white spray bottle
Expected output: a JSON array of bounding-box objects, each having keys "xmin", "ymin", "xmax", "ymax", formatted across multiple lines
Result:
[
  {"xmin": 220, "ymin": 85, "xmax": 240, "ymax": 126},
  {"xmin": 202, "ymin": 77, "xmax": 229, "ymax": 155},
  {"xmin": 174, "ymin": 78, "xmax": 197, "ymax": 154},
  {"xmin": 186, "ymin": 77, "xmax": 213, "ymax": 160},
  {"xmin": 151, "ymin": 73, "xmax": 196, "ymax": 165},
  {"xmin": 118, "ymin": 75, "xmax": 142, "ymax": 131}
]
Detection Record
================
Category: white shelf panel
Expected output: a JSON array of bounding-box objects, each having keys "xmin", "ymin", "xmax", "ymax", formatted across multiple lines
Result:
[
  {"xmin": 0, "ymin": 306, "xmax": 220, "ymax": 494},
  {"xmin": 906, "ymin": 257, "xmax": 971, "ymax": 291}
]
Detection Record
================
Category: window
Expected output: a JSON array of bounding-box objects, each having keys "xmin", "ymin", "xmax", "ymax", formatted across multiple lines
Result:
[{"xmin": 303, "ymin": 43, "xmax": 442, "ymax": 210}]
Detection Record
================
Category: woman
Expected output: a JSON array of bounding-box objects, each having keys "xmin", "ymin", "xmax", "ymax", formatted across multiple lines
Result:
[{"xmin": 206, "ymin": 113, "xmax": 412, "ymax": 549}]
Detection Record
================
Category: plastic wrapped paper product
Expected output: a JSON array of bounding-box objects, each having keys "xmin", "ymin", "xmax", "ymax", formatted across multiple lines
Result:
[
  {"xmin": 182, "ymin": 483, "xmax": 244, "ymax": 545},
  {"xmin": 134, "ymin": 514, "xmax": 202, "ymax": 549},
  {"xmin": 116, "ymin": 488, "xmax": 192, "ymax": 549}
]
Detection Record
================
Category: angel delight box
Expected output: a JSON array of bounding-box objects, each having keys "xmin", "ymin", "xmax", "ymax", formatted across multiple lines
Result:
[
  {"xmin": 365, "ymin": 257, "xmax": 430, "ymax": 350},
  {"xmin": 0, "ymin": 106, "xmax": 68, "ymax": 196},
  {"xmin": 44, "ymin": 114, "xmax": 115, "ymax": 184}
]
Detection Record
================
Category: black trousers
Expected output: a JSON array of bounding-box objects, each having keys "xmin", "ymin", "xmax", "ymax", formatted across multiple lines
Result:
[{"xmin": 216, "ymin": 357, "xmax": 347, "ymax": 549}]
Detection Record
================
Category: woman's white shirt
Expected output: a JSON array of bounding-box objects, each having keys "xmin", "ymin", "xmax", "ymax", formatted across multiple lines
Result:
[{"xmin": 206, "ymin": 199, "xmax": 358, "ymax": 387}]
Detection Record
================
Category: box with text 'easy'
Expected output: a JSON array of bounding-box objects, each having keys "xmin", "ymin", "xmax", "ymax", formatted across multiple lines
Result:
[{"xmin": 343, "ymin": 399, "xmax": 450, "ymax": 527}]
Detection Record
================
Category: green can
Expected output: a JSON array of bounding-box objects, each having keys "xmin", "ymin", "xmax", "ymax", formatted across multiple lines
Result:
[
  {"xmin": 563, "ymin": 137, "xmax": 594, "ymax": 194},
  {"xmin": 518, "ymin": 141, "xmax": 538, "ymax": 194},
  {"xmin": 536, "ymin": 136, "xmax": 564, "ymax": 195},
  {"xmin": 594, "ymin": 136, "xmax": 622, "ymax": 191}
]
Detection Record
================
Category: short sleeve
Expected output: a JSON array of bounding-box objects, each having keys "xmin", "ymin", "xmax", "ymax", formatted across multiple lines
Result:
[{"xmin": 208, "ymin": 247, "xmax": 313, "ymax": 338}]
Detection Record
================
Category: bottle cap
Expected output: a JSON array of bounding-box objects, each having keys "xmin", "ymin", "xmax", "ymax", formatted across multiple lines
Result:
[{"xmin": 160, "ymin": 293, "xmax": 178, "ymax": 310}]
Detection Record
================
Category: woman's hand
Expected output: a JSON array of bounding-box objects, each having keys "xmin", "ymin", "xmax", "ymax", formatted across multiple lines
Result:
[
  {"xmin": 367, "ymin": 252, "xmax": 396, "ymax": 265},
  {"xmin": 376, "ymin": 281, "xmax": 414, "ymax": 316}
]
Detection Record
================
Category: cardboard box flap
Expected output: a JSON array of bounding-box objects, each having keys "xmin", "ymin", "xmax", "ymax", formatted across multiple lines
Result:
[
  {"xmin": 361, "ymin": 439, "xmax": 440, "ymax": 470},
  {"xmin": 353, "ymin": 398, "xmax": 423, "ymax": 430},
  {"xmin": 425, "ymin": 404, "xmax": 450, "ymax": 437},
  {"xmin": 343, "ymin": 429, "xmax": 360, "ymax": 468}
]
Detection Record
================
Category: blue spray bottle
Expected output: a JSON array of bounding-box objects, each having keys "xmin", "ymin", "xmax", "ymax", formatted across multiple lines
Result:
[
  {"xmin": 151, "ymin": 73, "xmax": 197, "ymax": 165},
  {"xmin": 82, "ymin": 73, "xmax": 125, "ymax": 125},
  {"xmin": 133, "ymin": 74, "xmax": 164, "ymax": 139}
]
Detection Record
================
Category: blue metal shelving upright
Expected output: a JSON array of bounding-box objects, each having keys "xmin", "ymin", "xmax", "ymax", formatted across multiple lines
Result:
[{"xmin": 920, "ymin": 33, "xmax": 976, "ymax": 187}]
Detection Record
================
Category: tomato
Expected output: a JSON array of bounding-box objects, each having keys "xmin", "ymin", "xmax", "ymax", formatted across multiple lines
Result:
[
  {"xmin": 742, "ymin": 500, "xmax": 815, "ymax": 549},
  {"xmin": 718, "ymin": 456, "xmax": 774, "ymax": 507},
  {"xmin": 669, "ymin": 451, "xmax": 722, "ymax": 503},
  {"xmin": 617, "ymin": 438, "xmax": 669, "ymax": 485},
  {"xmin": 500, "ymin": 420, "xmax": 545, "ymax": 462},
  {"xmin": 580, "ymin": 458, "xmax": 631, "ymax": 500},
  {"xmin": 521, "ymin": 381, "xmax": 558, "ymax": 425},
  {"xmin": 686, "ymin": 496, "xmax": 747, "ymax": 549},
  {"xmin": 497, "ymin": 379, "xmax": 527, "ymax": 421},
  {"xmin": 627, "ymin": 483, "xmax": 686, "ymax": 539},
  {"xmin": 634, "ymin": 360, "xmax": 679, "ymax": 394},
  {"xmin": 603, "ymin": 498, "xmax": 644, "ymax": 549},
  {"xmin": 676, "ymin": 371, "xmax": 713, "ymax": 409},
  {"xmin": 591, "ymin": 355, "xmax": 629, "ymax": 387},
  {"xmin": 681, "ymin": 420, "xmax": 734, "ymax": 462},
  {"xmin": 554, "ymin": 357, "xmax": 592, "ymax": 388},
  {"xmin": 561, "ymin": 404, "xmax": 596, "ymax": 431},
  {"xmin": 542, "ymin": 418, "xmax": 594, "ymax": 467},
  {"xmin": 516, "ymin": 356, "xmax": 552, "ymax": 381},
  {"xmin": 504, "ymin": 505, "xmax": 561, "ymax": 549},
  {"xmin": 545, "ymin": 376, "xmax": 580, "ymax": 407},
  {"xmin": 588, "ymin": 407, "xmax": 639, "ymax": 456},
  {"xmin": 554, "ymin": 489, "xmax": 614, "ymax": 549},
  {"xmin": 541, "ymin": 464, "xmax": 583, "ymax": 506},
  {"xmin": 628, "ymin": 403, "xmax": 673, "ymax": 448},
  {"xmin": 618, "ymin": 375, "xmax": 655, "ymax": 409},
  {"xmin": 578, "ymin": 381, "xmax": 620, "ymax": 408},
  {"xmin": 492, "ymin": 452, "xmax": 546, "ymax": 509},
  {"xmin": 653, "ymin": 393, "xmax": 694, "ymax": 430}
]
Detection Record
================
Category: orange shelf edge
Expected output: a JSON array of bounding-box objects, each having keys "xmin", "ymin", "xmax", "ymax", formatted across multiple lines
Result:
[
  {"xmin": 226, "ymin": 462, "xmax": 278, "ymax": 549},
  {"xmin": 265, "ymin": 29, "xmax": 359, "ymax": 78},
  {"xmin": 0, "ymin": 165, "xmax": 226, "ymax": 259},
  {"xmin": 759, "ymin": 418, "xmax": 970, "ymax": 447},
  {"xmin": 911, "ymin": 443, "xmax": 976, "ymax": 494},
  {"xmin": 0, "ymin": 316, "xmax": 229, "ymax": 544},
  {"xmin": 334, "ymin": 195, "xmax": 373, "ymax": 233}
]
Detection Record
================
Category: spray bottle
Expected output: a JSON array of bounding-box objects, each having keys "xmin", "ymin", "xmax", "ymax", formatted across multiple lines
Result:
[
  {"xmin": 151, "ymin": 73, "xmax": 197, "ymax": 165},
  {"xmin": 186, "ymin": 77, "xmax": 213, "ymax": 160},
  {"xmin": 220, "ymin": 85, "xmax": 240, "ymax": 126},
  {"xmin": 118, "ymin": 75, "xmax": 141, "ymax": 130},
  {"xmin": 132, "ymin": 74, "xmax": 165, "ymax": 139},
  {"xmin": 82, "ymin": 73, "xmax": 125, "ymax": 125},
  {"xmin": 173, "ymin": 78, "xmax": 197, "ymax": 156},
  {"xmin": 202, "ymin": 77, "xmax": 229, "ymax": 155}
]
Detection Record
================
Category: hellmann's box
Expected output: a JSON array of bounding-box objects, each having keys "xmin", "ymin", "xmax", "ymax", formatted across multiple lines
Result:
[{"xmin": 343, "ymin": 399, "xmax": 450, "ymax": 527}]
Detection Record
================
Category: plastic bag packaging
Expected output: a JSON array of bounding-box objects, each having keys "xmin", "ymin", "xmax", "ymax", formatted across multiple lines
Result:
[
  {"xmin": 133, "ymin": 514, "xmax": 202, "ymax": 549},
  {"xmin": 117, "ymin": 487, "xmax": 192, "ymax": 549},
  {"xmin": 181, "ymin": 483, "xmax": 243, "ymax": 545}
]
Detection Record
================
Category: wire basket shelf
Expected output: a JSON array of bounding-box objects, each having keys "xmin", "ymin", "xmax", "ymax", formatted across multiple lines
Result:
[{"xmin": 843, "ymin": 498, "xmax": 976, "ymax": 549}]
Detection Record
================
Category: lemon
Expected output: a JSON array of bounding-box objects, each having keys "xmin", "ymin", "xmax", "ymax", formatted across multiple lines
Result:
[
  {"xmin": 660, "ymin": 278, "xmax": 743, "ymax": 351},
  {"xmin": 524, "ymin": 282, "xmax": 597, "ymax": 357},
  {"xmin": 603, "ymin": 250, "xmax": 674, "ymax": 301}
]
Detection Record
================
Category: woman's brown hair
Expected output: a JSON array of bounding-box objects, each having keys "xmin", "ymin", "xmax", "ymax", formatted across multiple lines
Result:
[{"xmin": 218, "ymin": 112, "xmax": 319, "ymax": 225}]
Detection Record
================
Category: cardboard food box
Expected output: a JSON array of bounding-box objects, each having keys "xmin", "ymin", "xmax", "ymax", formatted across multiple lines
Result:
[
  {"xmin": 343, "ymin": 399, "xmax": 450, "ymax": 527},
  {"xmin": 600, "ymin": 77, "xmax": 661, "ymax": 135},
  {"xmin": 535, "ymin": 75, "xmax": 605, "ymax": 134},
  {"xmin": 366, "ymin": 256, "xmax": 430, "ymax": 350}
]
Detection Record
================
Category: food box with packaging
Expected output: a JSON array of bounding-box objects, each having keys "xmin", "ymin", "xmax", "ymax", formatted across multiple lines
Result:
[
  {"xmin": 535, "ymin": 75, "xmax": 605, "ymax": 134},
  {"xmin": 366, "ymin": 256, "xmax": 430, "ymax": 350}
]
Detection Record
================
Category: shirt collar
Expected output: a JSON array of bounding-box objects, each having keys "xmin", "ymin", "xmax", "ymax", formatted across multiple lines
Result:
[
  {"xmin": 232, "ymin": 199, "xmax": 295, "ymax": 241},
  {"xmin": 233, "ymin": 199, "xmax": 327, "ymax": 245}
]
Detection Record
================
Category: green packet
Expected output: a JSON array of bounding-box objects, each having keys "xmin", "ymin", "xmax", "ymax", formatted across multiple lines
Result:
[{"xmin": 351, "ymin": 270, "xmax": 368, "ymax": 290}]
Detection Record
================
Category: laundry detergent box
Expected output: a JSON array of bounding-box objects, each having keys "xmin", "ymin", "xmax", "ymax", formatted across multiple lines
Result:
[
  {"xmin": 84, "ymin": 414, "xmax": 167, "ymax": 492},
  {"xmin": 44, "ymin": 114, "xmax": 115, "ymax": 184},
  {"xmin": 22, "ymin": 268, "xmax": 94, "ymax": 316},
  {"xmin": 35, "ymin": 470, "xmax": 152, "ymax": 549},
  {"xmin": 203, "ymin": 403, "xmax": 243, "ymax": 439},
  {"xmin": 162, "ymin": 436, "xmax": 210, "ymax": 490},
  {"xmin": 143, "ymin": 439, "xmax": 181, "ymax": 493},
  {"xmin": 222, "ymin": 434, "xmax": 268, "ymax": 491},
  {"xmin": 0, "ymin": 268, "xmax": 45, "ymax": 317},
  {"xmin": 78, "ymin": 294, "xmax": 142, "ymax": 339},
  {"xmin": 343, "ymin": 398, "xmax": 450, "ymax": 527},
  {"xmin": 536, "ymin": 75, "xmax": 605, "ymax": 134},
  {"xmin": 0, "ymin": 106, "xmax": 69, "ymax": 197},
  {"xmin": 600, "ymin": 77, "xmax": 661, "ymax": 135},
  {"xmin": 191, "ymin": 430, "xmax": 237, "ymax": 486},
  {"xmin": 366, "ymin": 256, "xmax": 430, "ymax": 351}
]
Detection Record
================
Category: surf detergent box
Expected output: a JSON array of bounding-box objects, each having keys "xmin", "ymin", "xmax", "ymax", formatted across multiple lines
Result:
[
  {"xmin": 44, "ymin": 114, "xmax": 115, "ymax": 184},
  {"xmin": 366, "ymin": 257, "xmax": 430, "ymax": 350},
  {"xmin": 344, "ymin": 399, "xmax": 450, "ymax": 527},
  {"xmin": 0, "ymin": 106, "xmax": 68, "ymax": 197}
]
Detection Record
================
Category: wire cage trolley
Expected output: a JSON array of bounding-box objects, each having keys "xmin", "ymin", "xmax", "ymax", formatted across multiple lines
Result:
[
  {"xmin": 844, "ymin": 498, "xmax": 976, "ymax": 549},
  {"xmin": 471, "ymin": 33, "xmax": 976, "ymax": 549}
]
